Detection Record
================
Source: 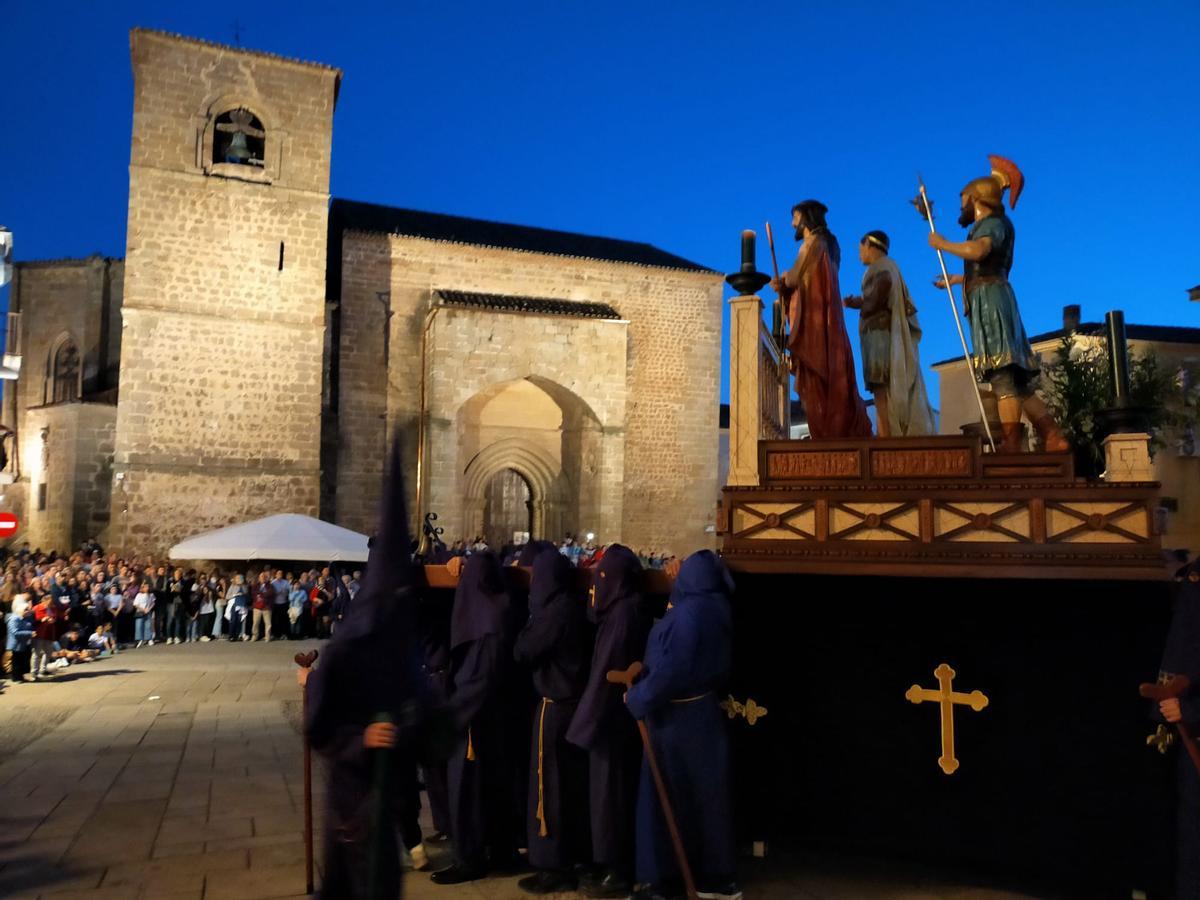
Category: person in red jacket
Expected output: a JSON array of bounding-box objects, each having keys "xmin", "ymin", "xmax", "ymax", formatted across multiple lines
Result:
[
  {"xmin": 250, "ymin": 572, "xmax": 275, "ymax": 642},
  {"xmin": 31, "ymin": 595, "xmax": 62, "ymax": 680}
]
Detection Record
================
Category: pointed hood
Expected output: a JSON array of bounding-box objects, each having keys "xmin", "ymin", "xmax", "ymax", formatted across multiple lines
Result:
[
  {"xmin": 305, "ymin": 432, "xmax": 421, "ymax": 740},
  {"xmin": 530, "ymin": 549, "xmax": 576, "ymax": 613},
  {"xmin": 450, "ymin": 551, "xmax": 510, "ymax": 650},
  {"xmin": 670, "ymin": 550, "xmax": 735, "ymax": 611},
  {"xmin": 334, "ymin": 433, "xmax": 414, "ymax": 643},
  {"xmin": 588, "ymin": 543, "xmax": 642, "ymax": 623},
  {"xmin": 517, "ymin": 540, "xmax": 557, "ymax": 567}
]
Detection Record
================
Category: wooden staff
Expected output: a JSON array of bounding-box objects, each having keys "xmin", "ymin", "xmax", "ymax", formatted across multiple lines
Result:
[
  {"xmin": 608, "ymin": 662, "xmax": 699, "ymax": 900},
  {"xmin": 367, "ymin": 712, "xmax": 396, "ymax": 900},
  {"xmin": 1139, "ymin": 675, "xmax": 1200, "ymax": 777},
  {"xmin": 765, "ymin": 222, "xmax": 785, "ymax": 349},
  {"xmin": 295, "ymin": 650, "xmax": 319, "ymax": 895},
  {"xmin": 914, "ymin": 176, "xmax": 996, "ymax": 453}
]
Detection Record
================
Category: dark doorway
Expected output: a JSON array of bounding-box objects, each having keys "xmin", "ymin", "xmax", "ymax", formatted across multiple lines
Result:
[{"xmin": 483, "ymin": 468, "xmax": 532, "ymax": 550}]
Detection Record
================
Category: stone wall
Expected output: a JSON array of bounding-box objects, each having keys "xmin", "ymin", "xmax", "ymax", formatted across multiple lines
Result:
[
  {"xmin": 111, "ymin": 31, "xmax": 339, "ymax": 554},
  {"xmin": 336, "ymin": 231, "xmax": 724, "ymax": 555},
  {"xmin": 16, "ymin": 404, "xmax": 116, "ymax": 553},
  {"xmin": 5, "ymin": 256, "xmax": 123, "ymax": 411},
  {"xmin": 2, "ymin": 257, "xmax": 122, "ymax": 551}
]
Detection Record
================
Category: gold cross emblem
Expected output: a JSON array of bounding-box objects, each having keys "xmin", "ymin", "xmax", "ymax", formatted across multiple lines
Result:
[
  {"xmin": 719, "ymin": 695, "xmax": 768, "ymax": 726},
  {"xmin": 905, "ymin": 663, "xmax": 988, "ymax": 775}
]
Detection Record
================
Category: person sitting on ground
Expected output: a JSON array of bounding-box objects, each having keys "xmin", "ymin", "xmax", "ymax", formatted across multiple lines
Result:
[
  {"xmin": 88, "ymin": 622, "xmax": 116, "ymax": 656},
  {"xmin": 52, "ymin": 627, "xmax": 99, "ymax": 664}
]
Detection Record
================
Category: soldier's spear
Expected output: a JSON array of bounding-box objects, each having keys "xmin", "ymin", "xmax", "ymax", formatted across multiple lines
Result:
[{"xmin": 913, "ymin": 176, "xmax": 997, "ymax": 453}]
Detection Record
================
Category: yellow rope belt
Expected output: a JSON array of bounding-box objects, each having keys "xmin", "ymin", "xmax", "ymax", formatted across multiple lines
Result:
[
  {"xmin": 671, "ymin": 692, "xmax": 711, "ymax": 704},
  {"xmin": 536, "ymin": 697, "xmax": 554, "ymax": 838},
  {"xmin": 466, "ymin": 728, "xmax": 475, "ymax": 761}
]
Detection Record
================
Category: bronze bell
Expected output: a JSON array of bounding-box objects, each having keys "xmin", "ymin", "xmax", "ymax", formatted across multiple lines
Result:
[{"xmin": 226, "ymin": 131, "xmax": 251, "ymax": 163}]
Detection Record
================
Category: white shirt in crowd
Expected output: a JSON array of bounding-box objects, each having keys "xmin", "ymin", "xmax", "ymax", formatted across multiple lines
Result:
[{"xmin": 133, "ymin": 590, "xmax": 155, "ymax": 615}]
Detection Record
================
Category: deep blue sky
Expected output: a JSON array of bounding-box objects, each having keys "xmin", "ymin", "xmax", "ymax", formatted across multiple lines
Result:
[{"xmin": 3, "ymin": 1, "xmax": 1198, "ymax": 407}]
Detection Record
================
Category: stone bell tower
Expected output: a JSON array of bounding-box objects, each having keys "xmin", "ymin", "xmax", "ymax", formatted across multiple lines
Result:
[{"xmin": 111, "ymin": 30, "xmax": 341, "ymax": 553}]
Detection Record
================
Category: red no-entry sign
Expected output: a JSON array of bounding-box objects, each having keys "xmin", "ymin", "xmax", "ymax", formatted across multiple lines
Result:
[{"xmin": 0, "ymin": 513, "xmax": 19, "ymax": 537}]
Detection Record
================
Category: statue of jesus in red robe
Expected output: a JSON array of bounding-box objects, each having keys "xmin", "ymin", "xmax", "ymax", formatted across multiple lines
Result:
[{"xmin": 771, "ymin": 200, "xmax": 873, "ymax": 439}]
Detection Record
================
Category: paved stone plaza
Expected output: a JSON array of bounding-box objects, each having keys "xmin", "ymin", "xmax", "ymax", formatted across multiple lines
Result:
[{"xmin": 0, "ymin": 641, "xmax": 1043, "ymax": 899}]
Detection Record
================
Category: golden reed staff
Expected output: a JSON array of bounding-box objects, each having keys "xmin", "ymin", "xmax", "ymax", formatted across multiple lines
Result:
[{"xmin": 764, "ymin": 222, "xmax": 785, "ymax": 350}]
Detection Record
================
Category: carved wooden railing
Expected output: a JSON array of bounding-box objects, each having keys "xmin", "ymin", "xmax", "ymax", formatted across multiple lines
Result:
[
  {"xmin": 728, "ymin": 294, "xmax": 790, "ymax": 486},
  {"xmin": 758, "ymin": 319, "xmax": 788, "ymax": 441}
]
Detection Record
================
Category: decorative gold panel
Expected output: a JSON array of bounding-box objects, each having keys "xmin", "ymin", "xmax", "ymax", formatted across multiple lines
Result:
[
  {"xmin": 1046, "ymin": 501, "xmax": 1149, "ymax": 544},
  {"xmin": 933, "ymin": 501, "xmax": 1031, "ymax": 543},
  {"xmin": 732, "ymin": 502, "xmax": 817, "ymax": 540},
  {"xmin": 829, "ymin": 502, "xmax": 920, "ymax": 541}
]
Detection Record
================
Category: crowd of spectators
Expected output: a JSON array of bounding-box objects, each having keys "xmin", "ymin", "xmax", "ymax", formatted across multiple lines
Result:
[
  {"xmin": 1, "ymin": 540, "xmax": 358, "ymax": 684},
  {"xmin": 1, "ymin": 532, "xmax": 672, "ymax": 686}
]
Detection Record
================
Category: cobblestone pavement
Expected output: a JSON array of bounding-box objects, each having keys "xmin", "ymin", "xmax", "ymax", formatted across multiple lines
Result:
[{"xmin": 0, "ymin": 641, "xmax": 1045, "ymax": 899}]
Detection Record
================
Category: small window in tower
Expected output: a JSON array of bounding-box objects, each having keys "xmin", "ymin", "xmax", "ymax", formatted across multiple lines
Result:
[
  {"xmin": 50, "ymin": 338, "xmax": 81, "ymax": 404},
  {"xmin": 279, "ymin": 241, "xmax": 285, "ymax": 271},
  {"xmin": 37, "ymin": 483, "xmax": 47, "ymax": 511},
  {"xmin": 213, "ymin": 108, "xmax": 266, "ymax": 167}
]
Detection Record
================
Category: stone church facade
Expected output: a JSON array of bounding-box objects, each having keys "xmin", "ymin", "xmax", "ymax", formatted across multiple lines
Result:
[{"xmin": 2, "ymin": 29, "xmax": 723, "ymax": 557}]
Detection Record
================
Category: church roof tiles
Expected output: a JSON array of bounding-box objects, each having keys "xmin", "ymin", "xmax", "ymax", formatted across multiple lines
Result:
[
  {"xmin": 438, "ymin": 290, "xmax": 623, "ymax": 320},
  {"xmin": 332, "ymin": 199, "xmax": 716, "ymax": 274}
]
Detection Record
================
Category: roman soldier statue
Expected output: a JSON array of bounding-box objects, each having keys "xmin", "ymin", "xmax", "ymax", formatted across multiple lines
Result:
[{"xmin": 927, "ymin": 156, "xmax": 1068, "ymax": 453}]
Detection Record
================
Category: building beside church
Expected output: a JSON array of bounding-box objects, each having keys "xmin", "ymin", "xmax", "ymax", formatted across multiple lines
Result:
[
  {"xmin": 1, "ymin": 29, "xmax": 724, "ymax": 557},
  {"xmin": 933, "ymin": 304, "xmax": 1200, "ymax": 552}
]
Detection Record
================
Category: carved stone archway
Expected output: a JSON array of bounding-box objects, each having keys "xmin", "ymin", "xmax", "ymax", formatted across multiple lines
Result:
[{"xmin": 461, "ymin": 437, "xmax": 566, "ymax": 542}]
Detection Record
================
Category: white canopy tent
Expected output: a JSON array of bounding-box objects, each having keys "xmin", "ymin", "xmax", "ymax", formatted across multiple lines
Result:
[{"xmin": 168, "ymin": 513, "xmax": 370, "ymax": 562}]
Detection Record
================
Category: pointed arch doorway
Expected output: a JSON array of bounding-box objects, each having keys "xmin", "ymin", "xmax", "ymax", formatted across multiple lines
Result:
[{"xmin": 482, "ymin": 467, "xmax": 532, "ymax": 549}]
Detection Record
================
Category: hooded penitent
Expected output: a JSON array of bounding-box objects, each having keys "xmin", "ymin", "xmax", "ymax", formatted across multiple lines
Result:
[
  {"xmin": 450, "ymin": 553, "xmax": 510, "ymax": 656},
  {"xmin": 504, "ymin": 538, "xmax": 558, "ymax": 843},
  {"xmin": 514, "ymin": 544, "xmax": 591, "ymax": 868},
  {"xmin": 303, "ymin": 434, "xmax": 420, "ymax": 900},
  {"xmin": 520, "ymin": 549, "xmax": 589, "ymax": 702},
  {"xmin": 625, "ymin": 550, "xmax": 738, "ymax": 891},
  {"xmin": 568, "ymin": 544, "xmax": 649, "ymax": 749},
  {"xmin": 566, "ymin": 544, "xmax": 650, "ymax": 881},
  {"xmin": 443, "ymin": 549, "xmax": 518, "ymax": 871},
  {"xmin": 517, "ymin": 540, "xmax": 557, "ymax": 567}
]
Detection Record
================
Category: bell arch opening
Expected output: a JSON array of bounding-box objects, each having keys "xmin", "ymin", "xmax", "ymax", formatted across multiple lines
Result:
[{"xmin": 213, "ymin": 108, "xmax": 266, "ymax": 167}]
